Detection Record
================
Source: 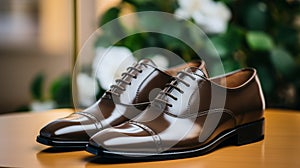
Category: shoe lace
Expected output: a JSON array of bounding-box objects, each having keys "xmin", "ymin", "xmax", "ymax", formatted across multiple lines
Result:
[
  {"xmin": 155, "ymin": 70, "xmax": 197, "ymax": 107},
  {"xmin": 107, "ymin": 62, "xmax": 147, "ymax": 96}
]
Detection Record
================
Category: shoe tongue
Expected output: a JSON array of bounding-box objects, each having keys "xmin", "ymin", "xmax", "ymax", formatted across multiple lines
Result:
[
  {"xmin": 138, "ymin": 58, "xmax": 157, "ymax": 67},
  {"xmin": 184, "ymin": 67, "xmax": 206, "ymax": 78}
]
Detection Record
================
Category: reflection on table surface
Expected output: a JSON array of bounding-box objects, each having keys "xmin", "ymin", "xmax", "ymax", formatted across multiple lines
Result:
[{"xmin": 0, "ymin": 109, "xmax": 299, "ymax": 168}]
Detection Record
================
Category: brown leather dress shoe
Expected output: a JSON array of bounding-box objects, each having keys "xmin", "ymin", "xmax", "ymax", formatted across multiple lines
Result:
[
  {"xmin": 86, "ymin": 67, "xmax": 265, "ymax": 160},
  {"xmin": 37, "ymin": 59, "xmax": 207, "ymax": 148}
]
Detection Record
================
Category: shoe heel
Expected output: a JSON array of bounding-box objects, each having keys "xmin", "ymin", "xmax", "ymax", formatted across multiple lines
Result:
[{"xmin": 235, "ymin": 118, "xmax": 264, "ymax": 146}]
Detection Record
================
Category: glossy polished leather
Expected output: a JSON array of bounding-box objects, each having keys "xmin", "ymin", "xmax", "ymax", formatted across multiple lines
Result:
[
  {"xmin": 87, "ymin": 67, "xmax": 265, "ymax": 158},
  {"xmin": 37, "ymin": 59, "xmax": 207, "ymax": 147}
]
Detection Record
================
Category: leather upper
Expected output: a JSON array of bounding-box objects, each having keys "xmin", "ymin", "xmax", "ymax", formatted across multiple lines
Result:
[
  {"xmin": 89, "ymin": 67, "xmax": 265, "ymax": 153},
  {"xmin": 39, "ymin": 59, "xmax": 207, "ymax": 141}
]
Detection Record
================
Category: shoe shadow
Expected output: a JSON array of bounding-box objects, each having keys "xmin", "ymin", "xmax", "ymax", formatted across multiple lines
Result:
[
  {"xmin": 83, "ymin": 138, "xmax": 236, "ymax": 164},
  {"xmin": 83, "ymin": 155, "xmax": 159, "ymax": 164},
  {"xmin": 39, "ymin": 146, "xmax": 85, "ymax": 153},
  {"xmin": 36, "ymin": 147, "xmax": 90, "ymax": 167}
]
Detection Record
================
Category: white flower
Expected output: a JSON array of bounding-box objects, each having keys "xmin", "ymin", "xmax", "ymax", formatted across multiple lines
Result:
[
  {"xmin": 175, "ymin": 0, "xmax": 231, "ymax": 34},
  {"xmin": 77, "ymin": 73, "xmax": 99, "ymax": 107},
  {"xmin": 92, "ymin": 46, "xmax": 136, "ymax": 90},
  {"xmin": 151, "ymin": 55, "xmax": 169, "ymax": 69},
  {"xmin": 30, "ymin": 100, "xmax": 55, "ymax": 112}
]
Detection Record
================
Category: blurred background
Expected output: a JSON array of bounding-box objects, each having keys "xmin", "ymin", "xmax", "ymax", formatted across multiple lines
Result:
[
  {"xmin": 0, "ymin": 0, "xmax": 115, "ymax": 113},
  {"xmin": 0, "ymin": 0, "xmax": 72, "ymax": 113},
  {"xmin": 0, "ymin": 0, "xmax": 299, "ymax": 114}
]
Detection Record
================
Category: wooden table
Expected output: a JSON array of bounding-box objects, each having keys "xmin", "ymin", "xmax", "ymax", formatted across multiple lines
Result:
[{"xmin": 0, "ymin": 109, "xmax": 299, "ymax": 168}]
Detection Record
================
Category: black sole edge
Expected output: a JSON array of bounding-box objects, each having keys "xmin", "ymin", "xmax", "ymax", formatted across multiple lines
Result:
[
  {"xmin": 36, "ymin": 135, "xmax": 88, "ymax": 148},
  {"xmin": 86, "ymin": 118, "xmax": 265, "ymax": 160}
]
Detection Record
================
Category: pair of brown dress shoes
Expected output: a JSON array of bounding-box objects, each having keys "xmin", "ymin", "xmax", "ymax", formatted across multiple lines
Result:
[{"xmin": 37, "ymin": 59, "xmax": 265, "ymax": 160}]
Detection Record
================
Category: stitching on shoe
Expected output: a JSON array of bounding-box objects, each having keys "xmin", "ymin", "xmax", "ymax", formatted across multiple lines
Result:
[
  {"xmin": 128, "ymin": 121, "xmax": 163, "ymax": 153},
  {"xmin": 75, "ymin": 112, "xmax": 103, "ymax": 130}
]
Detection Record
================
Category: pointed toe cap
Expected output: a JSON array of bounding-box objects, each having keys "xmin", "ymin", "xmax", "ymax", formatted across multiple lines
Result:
[
  {"xmin": 39, "ymin": 113, "xmax": 99, "ymax": 141},
  {"xmin": 89, "ymin": 122, "xmax": 159, "ymax": 153}
]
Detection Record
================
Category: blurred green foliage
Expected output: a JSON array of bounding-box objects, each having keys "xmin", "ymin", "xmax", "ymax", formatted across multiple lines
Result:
[
  {"xmin": 50, "ymin": 74, "xmax": 72, "ymax": 108},
  {"xmin": 30, "ymin": 73, "xmax": 72, "ymax": 109},
  {"xmin": 30, "ymin": 73, "xmax": 44, "ymax": 101},
  {"xmin": 96, "ymin": 0, "xmax": 300, "ymax": 109}
]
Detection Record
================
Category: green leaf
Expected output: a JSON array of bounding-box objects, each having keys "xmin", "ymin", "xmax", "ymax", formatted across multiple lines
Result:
[
  {"xmin": 223, "ymin": 59, "xmax": 241, "ymax": 73},
  {"xmin": 208, "ymin": 64, "xmax": 224, "ymax": 77},
  {"xmin": 161, "ymin": 34, "xmax": 184, "ymax": 50},
  {"xmin": 123, "ymin": 0, "xmax": 153, "ymax": 6},
  {"xmin": 30, "ymin": 73, "xmax": 44, "ymax": 100},
  {"xmin": 99, "ymin": 7, "xmax": 125, "ymax": 46},
  {"xmin": 94, "ymin": 35, "xmax": 113, "ymax": 48},
  {"xmin": 50, "ymin": 75, "xmax": 72, "ymax": 108},
  {"xmin": 270, "ymin": 48, "xmax": 296, "ymax": 77},
  {"xmin": 218, "ymin": 0, "xmax": 234, "ymax": 3},
  {"xmin": 210, "ymin": 36, "xmax": 230, "ymax": 58},
  {"xmin": 99, "ymin": 8, "xmax": 120, "ymax": 26},
  {"xmin": 246, "ymin": 31, "xmax": 274, "ymax": 51},
  {"xmin": 256, "ymin": 66, "xmax": 274, "ymax": 96},
  {"xmin": 243, "ymin": 2, "xmax": 269, "ymax": 31},
  {"xmin": 209, "ymin": 58, "xmax": 241, "ymax": 77},
  {"xmin": 210, "ymin": 25, "xmax": 244, "ymax": 58},
  {"xmin": 119, "ymin": 33, "xmax": 145, "ymax": 51},
  {"xmin": 276, "ymin": 26, "xmax": 298, "ymax": 51},
  {"xmin": 138, "ymin": 13, "xmax": 165, "ymax": 31}
]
